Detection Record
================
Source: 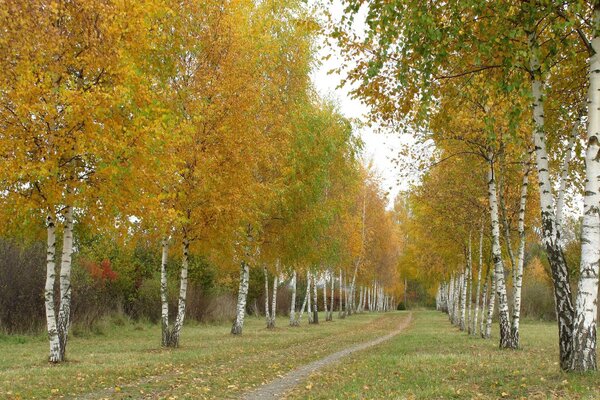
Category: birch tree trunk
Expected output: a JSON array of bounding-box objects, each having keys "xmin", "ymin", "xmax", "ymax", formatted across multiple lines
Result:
[
  {"xmin": 231, "ymin": 259, "xmax": 250, "ymax": 335},
  {"xmin": 511, "ymin": 163, "xmax": 530, "ymax": 347},
  {"xmin": 460, "ymin": 269, "xmax": 467, "ymax": 331},
  {"xmin": 572, "ymin": 7, "xmax": 600, "ymax": 371},
  {"xmin": 344, "ymin": 272, "xmax": 349, "ymax": 316},
  {"xmin": 263, "ymin": 266, "xmax": 270, "ymax": 327},
  {"xmin": 290, "ymin": 270, "xmax": 298, "ymax": 326},
  {"xmin": 45, "ymin": 215, "xmax": 61, "ymax": 363},
  {"xmin": 169, "ymin": 238, "xmax": 189, "ymax": 346},
  {"xmin": 307, "ymin": 270, "xmax": 313, "ymax": 324},
  {"xmin": 322, "ymin": 274, "xmax": 328, "ymax": 319},
  {"xmin": 339, "ymin": 270, "xmax": 346, "ymax": 318},
  {"xmin": 488, "ymin": 158, "xmax": 516, "ymax": 349},
  {"xmin": 312, "ymin": 272, "xmax": 319, "ymax": 324},
  {"xmin": 160, "ymin": 238, "xmax": 170, "ymax": 347},
  {"xmin": 480, "ymin": 277, "xmax": 488, "ymax": 337},
  {"xmin": 466, "ymin": 236, "xmax": 473, "ymax": 333},
  {"xmin": 472, "ymin": 224, "xmax": 483, "ymax": 336},
  {"xmin": 329, "ymin": 271, "xmax": 334, "ymax": 321},
  {"xmin": 529, "ymin": 32, "xmax": 575, "ymax": 370},
  {"xmin": 57, "ymin": 206, "xmax": 74, "ymax": 361},
  {"xmin": 270, "ymin": 272, "xmax": 278, "ymax": 329},
  {"xmin": 485, "ymin": 266, "xmax": 496, "ymax": 339},
  {"xmin": 296, "ymin": 271, "xmax": 309, "ymax": 325},
  {"xmin": 448, "ymin": 276, "xmax": 454, "ymax": 323}
]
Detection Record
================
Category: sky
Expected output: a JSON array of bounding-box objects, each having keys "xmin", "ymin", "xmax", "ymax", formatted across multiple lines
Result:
[{"xmin": 308, "ymin": 0, "xmax": 406, "ymax": 207}]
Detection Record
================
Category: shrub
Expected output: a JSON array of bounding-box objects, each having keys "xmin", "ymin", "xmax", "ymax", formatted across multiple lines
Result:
[{"xmin": 0, "ymin": 239, "xmax": 45, "ymax": 334}]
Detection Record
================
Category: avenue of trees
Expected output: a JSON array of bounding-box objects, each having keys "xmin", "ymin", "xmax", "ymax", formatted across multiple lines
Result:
[
  {"xmin": 334, "ymin": 0, "xmax": 600, "ymax": 372},
  {"xmin": 0, "ymin": 1, "xmax": 401, "ymax": 363}
]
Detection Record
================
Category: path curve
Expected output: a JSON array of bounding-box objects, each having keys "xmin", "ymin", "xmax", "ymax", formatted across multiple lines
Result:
[{"xmin": 240, "ymin": 312, "xmax": 413, "ymax": 400}]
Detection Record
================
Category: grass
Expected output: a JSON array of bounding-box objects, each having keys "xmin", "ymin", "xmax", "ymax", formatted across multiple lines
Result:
[
  {"xmin": 286, "ymin": 311, "xmax": 600, "ymax": 399},
  {"xmin": 0, "ymin": 311, "xmax": 402, "ymax": 399},
  {"xmin": 3, "ymin": 311, "xmax": 598, "ymax": 399}
]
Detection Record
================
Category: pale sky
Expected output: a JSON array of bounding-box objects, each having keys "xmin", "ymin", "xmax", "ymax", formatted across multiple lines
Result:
[{"xmin": 309, "ymin": 0, "xmax": 405, "ymax": 207}]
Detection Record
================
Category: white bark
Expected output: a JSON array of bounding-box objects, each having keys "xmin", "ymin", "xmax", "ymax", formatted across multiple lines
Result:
[
  {"xmin": 290, "ymin": 270, "xmax": 298, "ymax": 326},
  {"xmin": 323, "ymin": 273, "xmax": 328, "ymax": 317},
  {"xmin": 306, "ymin": 270, "xmax": 313, "ymax": 323},
  {"xmin": 160, "ymin": 238, "xmax": 170, "ymax": 347},
  {"xmin": 511, "ymin": 163, "xmax": 530, "ymax": 346},
  {"xmin": 263, "ymin": 266, "xmax": 270, "ymax": 326},
  {"xmin": 312, "ymin": 272, "xmax": 318, "ymax": 324},
  {"xmin": 529, "ymin": 32, "xmax": 574, "ymax": 369},
  {"xmin": 45, "ymin": 215, "xmax": 61, "ymax": 363},
  {"xmin": 472, "ymin": 223, "xmax": 483, "ymax": 336},
  {"xmin": 231, "ymin": 258, "xmax": 250, "ymax": 335},
  {"xmin": 467, "ymin": 235, "xmax": 473, "ymax": 333},
  {"xmin": 170, "ymin": 238, "xmax": 189, "ymax": 346},
  {"xmin": 448, "ymin": 276, "xmax": 454, "ymax": 322},
  {"xmin": 460, "ymin": 269, "xmax": 467, "ymax": 331},
  {"xmin": 488, "ymin": 158, "xmax": 515, "ymax": 348},
  {"xmin": 572, "ymin": 7, "xmax": 600, "ymax": 371},
  {"xmin": 485, "ymin": 266, "xmax": 496, "ymax": 339},
  {"xmin": 329, "ymin": 270, "xmax": 334, "ymax": 321},
  {"xmin": 57, "ymin": 206, "xmax": 74, "ymax": 361},
  {"xmin": 338, "ymin": 269, "xmax": 345, "ymax": 318},
  {"xmin": 269, "ymin": 266, "xmax": 278, "ymax": 329},
  {"xmin": 480, "ymin": 277, "xmax": 488, "ymax": 337}
]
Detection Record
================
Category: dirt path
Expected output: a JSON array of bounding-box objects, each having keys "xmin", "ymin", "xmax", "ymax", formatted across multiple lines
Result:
[{"xmin": 240, "ymin": 312, "xmax": 412, "ymax": 400}]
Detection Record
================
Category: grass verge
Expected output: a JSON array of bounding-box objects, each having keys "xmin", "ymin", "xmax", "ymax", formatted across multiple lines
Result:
[
  {"xmin": 286, "ymin": 310, "xmax": 600, "ymax": 399},
  {"xmin": 0, "ymin": 311, "xmax": 403, "ymax": 399}
]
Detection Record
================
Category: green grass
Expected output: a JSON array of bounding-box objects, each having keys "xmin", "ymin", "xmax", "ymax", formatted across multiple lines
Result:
[
  {"xmin": 0, "ymin": 312, "xmax": 402, "ymax": 399},
  {"xmin": 286, "ymin": 311, "xmax": 600, "ymax": 399},
  {"xmin": 3, "ymin": 311, "xmax": 599, "ymax": 399}
]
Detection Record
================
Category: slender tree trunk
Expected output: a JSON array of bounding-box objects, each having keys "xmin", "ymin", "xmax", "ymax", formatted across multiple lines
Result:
[
  {"xmin": 231, "ymin": 259, "xmax": 250, "ymax": 335},
  {"xmin": 473, "ymin": 224, "xmax": 484, "ymax": 336},
  {"xmin": 480, "ymin": 277, "xmax": 488, "ymax": 337},
  {"xmin": 529, "ymin": 32, "xmax": 575, "ymax": 370},
  {"xmin": 488, "ymin": 158, "xmax": 516, "ymax": 349},
  {"xmin": 307, "ymin": 270, "xmax": 313, "ymax": 324},
  {"xmin": 344, "ymin": 272, "xmax": 349, "ymax": 316},
  {"xmin": 323, "ymin": 273, "xmax": 328, "ymax": 319},
  {"xmin": 296, "ymin": 270, "xmax": 309, "ymax": 325},
  {"xmin": 485, "ymin": 266, "xmax": 496, "ymax": 339},
  {"xmin": 448, "ymin": 276, "xmax": 454, "ymax": 322},
  {"xmin": 290, "ymin": 270, "xmax": 298, "ymax": 326},
  {"xmin": 454, "ymin": 275, "xmax": 462, "ymax": 326},
  {"xmin": 339, "ymin": 270, "xmax": 346, "ymax": 318},
  {"xmin": 511, "ymin": 163, "xmax": 530, "ymax": 347},
  {"xmin": 160, "ymin": 238, "xmax": 170, "ymax": 347},
  {"xmin": 329, "ymin": 270, "xmax": 334, "ymax": 321},
  {"xmin": 467, "ymin": 235, "xmax": 473, "ymax": 333},
  {"xmin": 338, "ymin": 269, "xmax": 343, "ymax": 318},
  {"xmin": 263, "ymin": 266, "xmax": 271, "ymax": 328},
  {"xmin": 460, "ymin": 268, "xmax": 467, "ymax": 331},
  {"xmin": 312, "ymin": 272, "xmax": 319, "ymax": 324},
  {"xmin": 269, "ymin": 268, "xmax": 278, "ymax": 329},
  {"xmin": 572, "ymin": 7, "xmax": 600, "ymax": 371},
  {"xmin": 45, "ymin": 215, "xmax": 61, "ymax": 363},
  {"xmin": 57, "ymin": 206, "xmax": 74, "ymax": 361},
  {"xmin": 168, "ymin": 237, "xmax": 189, "ymax": 346}
]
